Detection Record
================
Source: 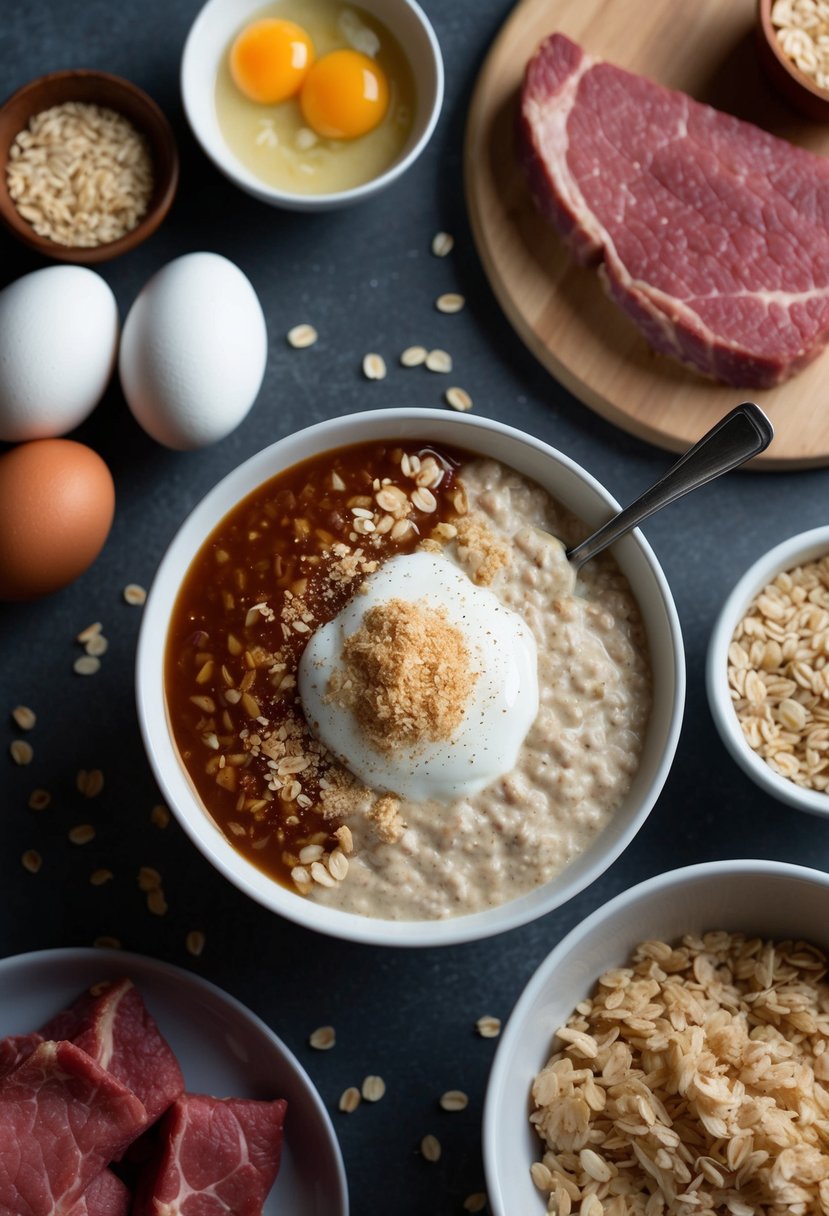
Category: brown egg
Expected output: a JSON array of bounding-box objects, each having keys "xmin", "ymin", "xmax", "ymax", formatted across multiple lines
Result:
[{"xmin": 0, "ymin": 439, "xmax": 115, "ymax": 600}]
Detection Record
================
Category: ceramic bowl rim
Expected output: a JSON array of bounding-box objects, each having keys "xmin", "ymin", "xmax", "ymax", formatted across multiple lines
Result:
[
  {"xmin": 482, "ymin": 857, "xmax": 829, "ymax": 1216},
  {"xmin": 136, "ymin": 407, "xmax": 685, "ymax": 947},
  {"xmin": 706, "ymin": 524, "xmax": 829, "ymax": 818},
  {"xmin": 179, "ymin": 0, "xmax": 444, "ymax": 210}
]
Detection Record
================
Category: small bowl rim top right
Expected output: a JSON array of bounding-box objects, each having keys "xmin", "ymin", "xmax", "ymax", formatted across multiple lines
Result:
[
  {"xmin": 706, "ymin": 523, "xmax": 829, "ymax": 818},
  {"xmin": 756, "ymin": 0, "xmax": 829, "ymax": 119}
]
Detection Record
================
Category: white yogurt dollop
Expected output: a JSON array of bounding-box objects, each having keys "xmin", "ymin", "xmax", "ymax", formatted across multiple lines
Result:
[{"xmin": 298, "ymin": 551, "xmax": 538, "ymax": 802}]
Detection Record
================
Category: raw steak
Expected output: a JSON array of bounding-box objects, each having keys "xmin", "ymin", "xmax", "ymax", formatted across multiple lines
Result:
[
  {"xmin": 41, "ymin": 977, "xmax": 184, "ymax": 1125},
  {"xmin": 0, "ymin": 1039, "xmax": 147, "ymax": 1216},
  {"xmin": 69, "ymin": 1170, "xmax": 130, "ymax": 1216},
  {"xmin": 519, "ymin": 33, "xmax": 829, "ymax": 387},
  {"xmin": 0, "ymin": 1032, "xmax": 42, "ymax": 1079},
  {"xmin": 133, "ymin": 1093, "xmax": 287, "ymax": 1216}
]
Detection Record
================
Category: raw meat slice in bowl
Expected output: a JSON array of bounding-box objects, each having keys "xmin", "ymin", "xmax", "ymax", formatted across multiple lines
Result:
[
  {"xmin": 133, "ymin": 1094, "xmax": 287, "ymax": 1216},
  {"xmin": 0, "ymin": 1040, "xmax": 147, "ymax": 1216},
  {"xmin": 41, "ymin": 976, "xmax": 184, "ymax": 1125},
  {"xmin": 0, "ymin": 948, "xmax": 347, "ymax": 1216}
]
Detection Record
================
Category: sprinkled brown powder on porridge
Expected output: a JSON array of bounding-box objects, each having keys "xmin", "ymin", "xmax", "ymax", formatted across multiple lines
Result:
[
  {"xmin": 326, "ymin": 598, "xmax": 477, "ymax": 752},
  {"xmin": 454, "ymin": 514, "xmax": 510, "ymax": 586}
]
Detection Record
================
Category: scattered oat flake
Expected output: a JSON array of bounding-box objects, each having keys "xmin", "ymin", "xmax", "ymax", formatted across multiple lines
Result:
[
  {"xmin": 334, "ymin": 824, "xmax": 353, "ymax": 853},
  {"xmin": 28, "ymin": 788, "xmax": 51, "ymax": 811},
  {"xmin": 123, "ymin": 583, "xmax": 147, "ymax": 606},
  {"xmin": 476, "ymin": 1015, "xmax": 501, "ymax": 1038},
  {"xmin": 77, "ymin": 768, "xmax": 104, "ymax": 798},
  {"xmin": 151, "ymin": 803, "xmax": 171, "ymax": 829},
  {"xmin": 463, "ymin": 1193, "xmax": 487, "ymax": 1212},
  {"xmin": 147, "ymin": 888, "xmax": 168, "ymax": 916},
  {"xmin": 339, "ymin": 1087, "xmax": 361, "ymax": 1113},
  {"xmin": 94, "ymin": 935, "xmax": 122, "ymax": 950},
  {"xmin": 90, "ymin": 868, "xmax": 113, "ymax": 886},
  {"xmin": 439, "ymin": 1089, "xmax": 469, "ymax": 1111},
  {"xmin": 138, "ymin": 866, "xmax": 162, "ymax": 892},
  {"xmin": 426, "ymin": 349, "xmax": 452, "ymax": 373},
  {"xmin": 362, "ymin": 352, "xmax": 387, "ymax": 381},
  {"xmin": 309, "ymin": 1025, "xmax": 336, "ymax": 1050},
  {"xmin": 421, "ymin": 1134, "xmax": 442, "ymax": 1162},
  {"xmin": 10, "ymin": 740, "xmax": 33, "ymax": 765},
  {"xmin": 21, "ymin": 849, "xmax": 42, "ymax": 874},
  {"xmin": 186, "ymin": 930, "xmax": 206, "ymax": 957},
  {"xmin": 69, "ymin": 824, "xmax": 96, "ymax": 846},
  {"xmin": 85, "ymin": 633, "xmax": 108, "ymax": 657},
  {"xmin": 74, "ymin": 655, "xmax": 101, "ymax": 676},
  {"xmin": 361, "ymin": 1075, "xmax": 386, "ymax": 1102},
  {"xmin": 400, "ymin": 345, "xmax": 427, "ymax": 367},
  {"xmin": 445, "ymin": 386, "xmax": 472, "ymax": 412},
  {"xmin": 287, "ymin": 323, "xmax": 318, "ymax": 348},
  {"xmin": 436, "ymin": 292, "xmax": 465, "ymax": 314},
  {"xmin": 431, "ymin": 231, "xmax": 454, "ymax": 257},
  {"xmin": 12, "ymin": 705, "xmax": 36, "ymax": 731},
  {"xmin": 76, "ymin": 622, "xmax": 102, "ymax": 644}
]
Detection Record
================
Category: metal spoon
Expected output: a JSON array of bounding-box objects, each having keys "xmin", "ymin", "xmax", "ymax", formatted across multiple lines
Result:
[{"xmin": 566, "ymin": 402, "xmax": 774, "ymax": 571}]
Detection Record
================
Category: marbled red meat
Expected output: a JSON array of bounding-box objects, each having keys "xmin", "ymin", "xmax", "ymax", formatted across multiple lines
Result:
[
  {"xmin": 41, "ymin": 978, "xmax": 184, "ymax": 1125},
  {"xmin": 133, "ymin": 1094, "xmax": 287, "ymax": 1216},
  {"xmin": 69, "ymin": 1170, "xmax": 130, "ymax": 1216},
  {"xmin": 519, "ymin": 33, "xmax": 829, "ymax": 387},
  {"xmin": 0, "ymin": 1040, "xmax": 146, "ymax": 1216},
  {"xmin": 0, "ymin": 1033, "xmax": 42, "ymax": 1079}
]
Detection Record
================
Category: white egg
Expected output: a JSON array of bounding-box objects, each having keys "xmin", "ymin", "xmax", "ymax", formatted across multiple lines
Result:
[
  {"xmin": 0, "ymin": 266, "xmax": 119, "ymax": 443},
  {"xmin": 119, "ymin": 252, "xmax": 267, "ymax": 450}
]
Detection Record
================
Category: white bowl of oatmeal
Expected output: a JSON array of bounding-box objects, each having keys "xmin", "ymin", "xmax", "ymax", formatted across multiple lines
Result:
[
  {"xmin": 484, "ymin": 859, "xmax": 829, "ymax": 1216},
  {"xmin": 136, "ymin": 408, "xmax": 684, "ymax": 946},
  {"xmin": 706, "ymin": 526, "xmax": 829, "ymax": 818}
]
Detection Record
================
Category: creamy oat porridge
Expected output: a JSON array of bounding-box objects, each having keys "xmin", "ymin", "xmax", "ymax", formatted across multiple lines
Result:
[{"xmin": 165, "ymin": 440, "xmax": 651, "ymax": 920}]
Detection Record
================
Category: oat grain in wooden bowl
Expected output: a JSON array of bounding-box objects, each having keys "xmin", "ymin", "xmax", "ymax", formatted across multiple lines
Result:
[
  {"xmin": 0, "ymin": 70, "xmax": 178, "ymax": 263},
  {"xmin": 757, "ymin": 0, "xmax": 829, "ymax": 121}
]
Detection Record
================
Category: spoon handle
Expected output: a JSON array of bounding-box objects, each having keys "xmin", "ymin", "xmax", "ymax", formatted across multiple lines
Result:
[{"xmin": 566, "ymin": 402, "xmax": 774, "ymax": 570}]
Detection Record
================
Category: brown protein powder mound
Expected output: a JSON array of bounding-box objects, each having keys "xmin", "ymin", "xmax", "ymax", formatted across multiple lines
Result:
[{"xmin": 327, "ymin": 598, "xmax": 477, "ymax": 752}]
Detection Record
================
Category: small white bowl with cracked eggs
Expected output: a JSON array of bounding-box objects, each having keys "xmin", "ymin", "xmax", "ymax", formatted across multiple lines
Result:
[
  {"xmin": 181, "ymin": 0, "xmax": 443, "ymax": 210},
  {"xmin": 137, "ymin": 409, "xmax": 685, "ymax": 947}
]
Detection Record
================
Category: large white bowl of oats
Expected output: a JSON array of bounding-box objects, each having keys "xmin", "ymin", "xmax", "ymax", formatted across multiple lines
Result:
[
  {"xmin": 707, "ymin": 525, "xmax": 829, "ymax": 818},
  {"xmin": 136, "ymin": 408, "xmax": 684, "ymax": 945},
  {"xmin": 484, "ymin": 859, "xmax": 829, "ymax": 1216}
]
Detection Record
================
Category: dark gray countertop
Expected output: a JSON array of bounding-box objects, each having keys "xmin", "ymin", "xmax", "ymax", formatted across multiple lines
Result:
[{"xmin": 2, "ymin": 2, "xmax": 829, "ymax": 1213}]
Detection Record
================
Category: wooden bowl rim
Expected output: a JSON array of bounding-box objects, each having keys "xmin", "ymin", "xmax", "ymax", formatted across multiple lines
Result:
[
  {"xmin": 756, "ymin": 0, "xmax": 829, "ymax": 113},
  {"xmin": 0, "ymin": 68, "xmax": 179, "ymax": 264}
]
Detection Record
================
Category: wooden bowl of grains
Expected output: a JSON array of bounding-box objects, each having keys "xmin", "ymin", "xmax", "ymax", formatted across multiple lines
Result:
[
  {"xmin": 0, "ymin": 69, "xmax": 179, "ymax": 263},
  {"xmin": 757, "ymin": 0, "xmax": 829, "ymax": 122}
]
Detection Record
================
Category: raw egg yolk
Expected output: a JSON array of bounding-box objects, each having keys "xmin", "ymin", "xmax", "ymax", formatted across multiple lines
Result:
[
  {"xmin": 300, "ymin": 50, "xmax": 389, "ymax": 140},
  {"xmin": 230, "ymin": 18, "xmax": 314, "ymax": 105}
]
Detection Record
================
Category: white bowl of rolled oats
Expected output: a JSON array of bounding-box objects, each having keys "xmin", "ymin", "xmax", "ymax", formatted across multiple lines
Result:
[
  {"xmin": 707, "ymin": 525, "xmax": 829, "ymax": 817},
  {"xmin": 137, "ymin": 408, "xmax": 684, "ymax": 946},
  {"xmin": 484, "ymin": 859, "xmax": 829, "ymax": 1216}
]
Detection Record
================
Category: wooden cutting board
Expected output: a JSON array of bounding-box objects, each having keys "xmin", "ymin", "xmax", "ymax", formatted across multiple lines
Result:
[{"xmin": 464, "ymin": 0, "xmax": 829, "ymax": 468}]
